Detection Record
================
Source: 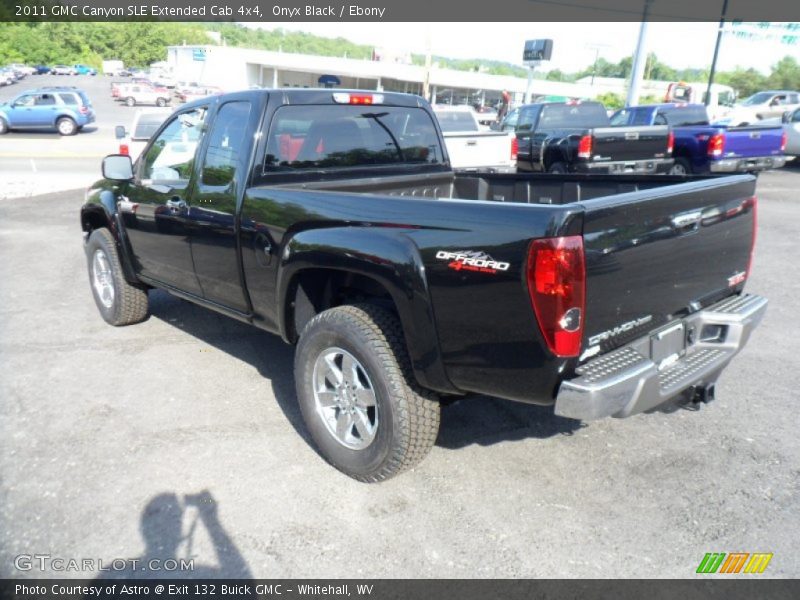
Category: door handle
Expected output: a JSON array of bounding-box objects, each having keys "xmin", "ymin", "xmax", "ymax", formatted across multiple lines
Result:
[{"xmin": 165, "ymin": 197, "xmax": 187, "ymax": 211}]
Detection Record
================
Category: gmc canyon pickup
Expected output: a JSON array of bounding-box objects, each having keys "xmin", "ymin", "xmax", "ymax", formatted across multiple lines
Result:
[{"xmin": 81, "ymin": 89, "xmax": 767, "ymax": 482}]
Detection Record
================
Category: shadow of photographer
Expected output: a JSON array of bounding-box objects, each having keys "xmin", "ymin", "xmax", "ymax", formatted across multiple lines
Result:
[{"xmin": 96, "ymin": 490, "xmax": 251, "ymax": 580}]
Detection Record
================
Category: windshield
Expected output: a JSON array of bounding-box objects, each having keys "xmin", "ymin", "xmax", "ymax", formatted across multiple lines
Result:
[
  {"xmin": 264, "ymin": 105, "xmax": 444, "ymax": 171},
  {"xmin": 741, "ymin": 92, "xmax": 773, "ymax": 106},
  {"xmin": 133, "ymin": 113, "xmax": 169, "ymax": 140}
]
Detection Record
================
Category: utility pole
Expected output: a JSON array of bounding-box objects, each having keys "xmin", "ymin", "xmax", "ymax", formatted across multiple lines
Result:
[
  {"xmin": 626, "ymin": 0, "xmax": 652, "ymax": 107},
  {"xmin": 705, "ymin": 0, "xmax": 729, "ymax": 106},
  {"xmin": 423, "ymin": 27, "xmax": 432, "ymax": 102}
]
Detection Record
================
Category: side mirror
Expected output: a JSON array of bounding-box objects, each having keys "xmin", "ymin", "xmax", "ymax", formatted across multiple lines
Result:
[
  {"xmin": 114, "ymin": 125, "xmax": 126, "ymax": 139},
  {"xmin": 102, "ymin": 154, "xmax": 134, "ymax": 181}
]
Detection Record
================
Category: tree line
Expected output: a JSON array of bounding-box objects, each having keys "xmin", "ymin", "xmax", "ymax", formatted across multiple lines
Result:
[{"xmin": 0, "ymin": 22, "xmax": 796, "ymax": 99}]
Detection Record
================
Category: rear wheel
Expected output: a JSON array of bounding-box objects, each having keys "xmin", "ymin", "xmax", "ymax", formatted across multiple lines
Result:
[
  {"xmin": 295, "ymin": 304, "xmax": 440, "ymax": 482},
  {"xmin": 669, "ymin": 157, "xmax": 692, "ymax": 175},
  {"xmin": 56, "ymin": 117, "xmax": 77, "ymax": 136},
  {"xmin": 85, "ymin": 228, "xmax": 149, "ymax": 326},
  {"xmin": 547, "ymin": 161, "xmax": 568, "ymax": 174},
  {"xmin": 125, "ymin": 96, "xmax": 135, "ymax": 107},
  {"xmin": 0, "ymin": 117, "xmax": 8, "ymax": 135}
]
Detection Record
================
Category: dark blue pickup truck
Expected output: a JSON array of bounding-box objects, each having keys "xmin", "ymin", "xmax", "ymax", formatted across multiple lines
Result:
[{"xmin": 610, "ymin": 103, "xmax": 786, "ymax": 175}]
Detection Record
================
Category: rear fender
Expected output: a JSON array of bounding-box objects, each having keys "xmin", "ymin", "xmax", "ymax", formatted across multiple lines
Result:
[{"xmin": 277, "ymin": 227, "xmax": 458, "ymax": 395}]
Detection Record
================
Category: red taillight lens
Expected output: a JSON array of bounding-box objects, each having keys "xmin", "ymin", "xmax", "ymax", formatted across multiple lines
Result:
[
  {"xmin": 780, "ymin": 131, "xmax": 787, "ymax": 152},
  {"xmin": 745, "ymin": 196, "xmax": 757, "ymax": 280},
  {"xmin": 511, "ymin": 136, "xmax": 518, "ymax": 161},
  {"xmin": 666, "ymin": 131, "xmax": 674, "ymax": 155},
  {"xmin": 79, "ymin": 106, "xmax": 89, "ymax": 115},
  {"xmin": 526, "ymin": 236, "xmax": 586, "ymax": 357},
  {"xmin": 577, "ymin": 135, "xmax": 592, "ymax": 159},
  {"xmin": 119, "ymin": 144, "xmax": 129, "ymax": 156},
  {"xmin": 708, "ymin": 133, "xmax": 725, "ymax": 157}
]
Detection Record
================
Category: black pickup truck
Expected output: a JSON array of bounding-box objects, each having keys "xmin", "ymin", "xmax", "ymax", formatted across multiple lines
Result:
[
  {"xmin": 81, "ymin": 89, "xmax": 766, "ymax": 482},
  {"xmin": 499, "ymin": 100, "xmax": 675, "ymax": 174}
]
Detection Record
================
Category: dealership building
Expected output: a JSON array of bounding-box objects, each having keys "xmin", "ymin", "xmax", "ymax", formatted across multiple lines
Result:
[{"xmin": 165, "ymin": 44, "xmax": 597, "ymax": 106}]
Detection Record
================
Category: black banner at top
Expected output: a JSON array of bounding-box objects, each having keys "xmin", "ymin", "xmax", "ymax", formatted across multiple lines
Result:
[{"xmin": 2, "ymin": 0, "xmax": 800, "ymax": 22}]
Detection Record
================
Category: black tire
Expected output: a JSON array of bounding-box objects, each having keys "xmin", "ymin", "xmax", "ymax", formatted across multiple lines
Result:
[
  {"xmin": 156, "ymin": 97, "xmax": 167, "ymax": 107},
  {"xmin": 56, "ymin": 117, "xmax": 77, "ymax": 136},
  {"xmin": 0, "ymin": 117, "xmax": 8, "ymax": 135},
  {"xmin": 547, "ymin": 161, "xmax": 568, "ymax": 174},
  {"xmin": 125, "ymin": 96, "xmax": 135, "ymax": 107},
  {"xmin": 85, "ymin": 228, "xmax": 149, "ymax": 326},
  {"xmin": 669, "ymin": 157, "xmax": 692, "ymax": 175},
  {"xmin": 295, "ymin": 304, "xmax": 440, "ymax": 482}
]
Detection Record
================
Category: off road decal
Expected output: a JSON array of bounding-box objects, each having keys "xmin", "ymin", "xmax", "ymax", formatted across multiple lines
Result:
[{"xmin": 436, "ymin": 250, "xmax": 510, "ymax": 274}]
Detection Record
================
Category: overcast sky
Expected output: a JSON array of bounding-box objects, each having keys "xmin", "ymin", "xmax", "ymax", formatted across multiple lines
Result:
[{"xmin": 250, "ymin": 22, "xmax": 796, "ymax": 75}]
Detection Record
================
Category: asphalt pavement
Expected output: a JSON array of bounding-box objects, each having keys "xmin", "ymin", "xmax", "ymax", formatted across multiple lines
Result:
[{"xmin": 0, "ymin": 166, "xmax": 798, "ymax": 579}]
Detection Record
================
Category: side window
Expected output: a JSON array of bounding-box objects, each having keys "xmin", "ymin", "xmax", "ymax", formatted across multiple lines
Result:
[
  {"xmin": 653, "ymin": 113, "xmax": 668, "ymax": 126},
  {"xmin": 609, "ymin": 110, "xmax": 630, "ymax": 126},
  {"xmin": 58, "ymin": 93, "xmax": 78, "ymax": 106},
  {"xmin": 35, "ymin": 94, "xmax": 56, "ymax": 106},
  {"xmin": 201, "ymin": 101, "xmax": 252, "ymax": 187},
  {"xmin": 14, "ymin": 95, "xmax": 35, "ymax": 107},
  {"xmin": 516, "ymin": 107, "xmax": 538, "ymax": 132},
  {"xmin": 793, "ymin": 109, "xmax": 800, "ymax": 123},
  {"xmin": 141, "ymin": 107, "xmax": 208, "ymax": 183}
]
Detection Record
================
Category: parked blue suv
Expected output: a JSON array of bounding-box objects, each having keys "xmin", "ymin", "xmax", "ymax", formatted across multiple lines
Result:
[{"xmin": 0, "ymin": 87, "xmax": 95, "ymax": 135}]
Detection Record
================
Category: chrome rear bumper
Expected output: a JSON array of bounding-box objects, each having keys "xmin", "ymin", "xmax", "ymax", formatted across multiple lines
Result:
[{"xmin": 555, "ymin": 294, "xmax": 768, "ymax": 420}]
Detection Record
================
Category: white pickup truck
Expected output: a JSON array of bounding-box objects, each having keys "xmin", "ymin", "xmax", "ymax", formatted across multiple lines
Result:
[{"xmin": 433, "ymin": 105, "xmax": 517, "ymax": 172}]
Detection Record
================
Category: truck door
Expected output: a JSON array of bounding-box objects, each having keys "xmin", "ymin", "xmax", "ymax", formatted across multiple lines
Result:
[
  {"xmin": 186, "ymin": 98, "xmax": 259, "ymax": 313},
  {"xmin": 122, "ymin": 106, "xmax": 209, "ymax": 295},
  {"xmin": 514, "ymin": 105, "xmax": 540, "ymax": 171}
]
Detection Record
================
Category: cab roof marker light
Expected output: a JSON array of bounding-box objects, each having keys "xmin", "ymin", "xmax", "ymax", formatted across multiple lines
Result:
[{"xmin": 332, "ymin": 93, "xmax": 384, "ymax": 105}]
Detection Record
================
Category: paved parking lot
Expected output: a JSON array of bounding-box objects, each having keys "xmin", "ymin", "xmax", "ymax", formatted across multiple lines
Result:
[{"xmin": 0, "ymin": 105, "xmax": 799, "ymax": 577}]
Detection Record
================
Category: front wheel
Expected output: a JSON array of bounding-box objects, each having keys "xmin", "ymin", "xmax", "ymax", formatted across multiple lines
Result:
[
  {"xmin": 0, "ymin": 117, "xmax": 8, "ymax": 135},
  {"xmin": 155, "ymin": 97, "xmax": 167, "ymax": 107},
  {"xmin": 295, "ymin": 304, "xmax": 440, "ymax": 482},
  {"xmin": 85, "ymin": 228, "xmax": 149, "ymax": 326},
  {"xmin": 125, "ymin": 96, "xmax": 135, "ymax": 107}
]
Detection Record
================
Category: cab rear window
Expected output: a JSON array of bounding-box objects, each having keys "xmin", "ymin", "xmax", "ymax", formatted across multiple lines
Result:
[{"xmin": 263, "ymin": 105, "xmax": 443, "ymax": 171}]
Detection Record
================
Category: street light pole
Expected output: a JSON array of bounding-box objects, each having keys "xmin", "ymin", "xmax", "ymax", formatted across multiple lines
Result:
[
  {"xmin": 705, "ymin": 0, "xmax": 729, "ymax": 106},
  {"xmin": 626, "ymin": 0, "xmax": 652, "ymax": 107}
]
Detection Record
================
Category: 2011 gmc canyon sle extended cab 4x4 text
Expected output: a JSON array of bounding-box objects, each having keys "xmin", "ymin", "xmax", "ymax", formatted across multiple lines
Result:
[{"xmin": 81, "ymin": 89, "xmax": 767, "ymax": 482}]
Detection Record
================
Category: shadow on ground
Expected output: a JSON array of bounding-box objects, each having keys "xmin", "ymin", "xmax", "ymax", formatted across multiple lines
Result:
[{"xmin": 148, "ymin": 291, "xmax": 583, "ymax": 451}]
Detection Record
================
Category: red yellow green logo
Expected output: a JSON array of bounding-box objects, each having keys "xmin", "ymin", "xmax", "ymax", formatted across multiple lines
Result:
[{"xmin": 697, "ymin": 552, "xmax": 773, "ymax": 574}]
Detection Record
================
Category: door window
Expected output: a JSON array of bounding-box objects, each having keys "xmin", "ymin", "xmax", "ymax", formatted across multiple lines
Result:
[
  {"xmin": 516, "ymin": 107, "xmax": 538, "ymax": 132},
  {"xmin": 141, "ymin": 107, "xmax": 208, "ymax": 183},
  {"xmin": 14, "ymin": 95, "xmax": 35, "ymax": 107},
  {"xmin": 35, "ymin": 94, "xmax": 56, "ymax": 106},
  {"xmin": 201, "ymin": 101, "xmax": 252, "ymax": 186}
]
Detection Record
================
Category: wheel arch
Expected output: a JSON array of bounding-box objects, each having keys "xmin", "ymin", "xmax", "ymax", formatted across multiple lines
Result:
[
  {"xmin": 81, "ymin": 191, "xmax": 140, "ymax": 285},
  {"xmin": 277, "ymin": 227, "xmax": 458, "ymax": 395}
]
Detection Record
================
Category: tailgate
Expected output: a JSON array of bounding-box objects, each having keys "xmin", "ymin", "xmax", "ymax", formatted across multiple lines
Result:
[
  {"xmin": 579, "ymin": 175, "xmax": 756, "ymax": 355},
  {"xmin": 443, "ymin": 131, "xmax": 514, "ymax": 170},
  {"xmin": 591, "ymin": 125, "xmax": 671, "ymax": 161},
  {"xmin": 720, "ymin": 126, "xmax": 784, "ymax": 158}
]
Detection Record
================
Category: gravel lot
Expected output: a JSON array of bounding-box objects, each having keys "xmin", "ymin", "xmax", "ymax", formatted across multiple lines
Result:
[{"xmin": 0, "ymin": 146, "xmax": 798, "ymax": 577}]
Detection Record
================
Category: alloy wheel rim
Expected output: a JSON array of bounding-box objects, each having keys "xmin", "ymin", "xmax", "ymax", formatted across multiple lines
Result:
[
  {"xmin": 312, "ymin": 347, "xmax": 378, "ymax": 450},
  {"xmin": 59, "ymin": 120, "xmax": 74, "ymax": 135},
  {"xmin": 92, "ymin": 249, "xmax": 115, "ymax": 309}
]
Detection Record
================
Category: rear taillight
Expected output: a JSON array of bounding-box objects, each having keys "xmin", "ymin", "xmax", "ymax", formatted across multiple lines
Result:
[
  {"xmin": 119, "ymin": 144, "xmax": 129, "ymax": 156},
  {"xmin": 708, "ymin": 133, "xmax": 725, "ymax": 157},
  {"xmin": 780, "ymin": 131, "xmax": 787, "ymax": 153},
  {"xmin": 666, "ymin": 131, "xmax": 674, "ymax": 155},
  {"xmin": 79, "ymin": 106, "xmax": 89, "ymax": 115},
  {"xmin": 511, "ymin": 137, "xmax": 518, "ymax": 161},
  {"xmin": 745, "ymin": 196, "xmax": 757, "ymax": 280},
  {"xmin": 526, "ymin": 236, "xmax": 586, "ymax": 358},
  {"xmin": 577, "ymin": 135, "xmax": 592, "ymax": 159}
]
